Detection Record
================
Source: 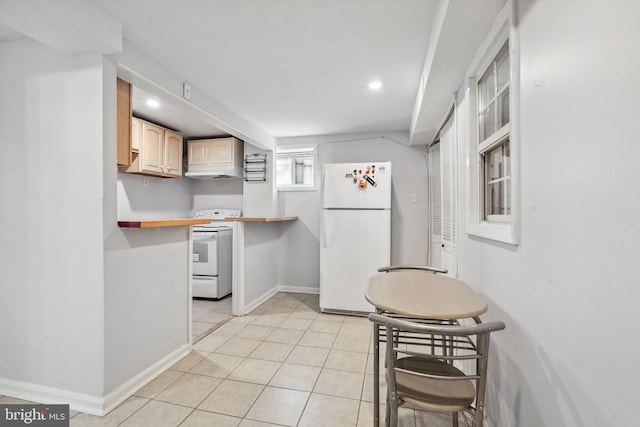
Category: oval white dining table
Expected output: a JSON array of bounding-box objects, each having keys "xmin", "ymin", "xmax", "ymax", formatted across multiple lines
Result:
[{"xmin": 365, "ymin": 269, "xmax": 488, "ymax": 426}]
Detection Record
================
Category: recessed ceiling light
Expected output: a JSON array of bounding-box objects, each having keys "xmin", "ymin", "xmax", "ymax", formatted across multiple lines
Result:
[
  {"xmin": 368, "ymin": 80, "xmax": 383, "ymax": 91},
  {"xmin": 146, "ymin": 99, "xmax": 160, "ymax": 108}
]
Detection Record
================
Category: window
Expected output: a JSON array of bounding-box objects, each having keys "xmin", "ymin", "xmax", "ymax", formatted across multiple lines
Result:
[
  {"xmin": 478, "ymin": 41, "xmax": 511, "ymax": 222},
  {"xmin": 464, "ymin": 0, "xmax": 518, "ymax": 245},
  {"xmin": 275, "ymin": 144, "xmax": 318, "ymax": 190},
  {"xmin": 484, "ymin": 140, "xmax": 510, "ymax": 219}
]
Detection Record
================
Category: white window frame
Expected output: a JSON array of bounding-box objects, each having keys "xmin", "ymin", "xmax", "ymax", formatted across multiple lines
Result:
[
  {"xmin": 464, "ymin": 0, "xmax": 519, "ymax": 245},
  {"xmin": 275, "ymin": 143, "xmax": 319, "ymax": 191}
]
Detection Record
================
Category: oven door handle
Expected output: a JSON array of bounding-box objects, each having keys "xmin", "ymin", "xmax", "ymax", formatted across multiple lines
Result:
[{"xmin": 193, "ymin": 232, "xmax": 218, "ymax": 242}]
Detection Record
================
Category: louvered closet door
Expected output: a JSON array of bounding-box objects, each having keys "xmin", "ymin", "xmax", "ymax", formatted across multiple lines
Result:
[
  {"xmin": 440, "ymin": 113, "xmax": 457, "ymax": 277},
  {"xmin": 429, "ymin": 142, "xmax": 442, "ymax": 268}
]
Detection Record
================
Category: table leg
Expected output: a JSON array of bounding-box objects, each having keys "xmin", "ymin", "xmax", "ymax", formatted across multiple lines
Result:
[{"xmin": 373, "ymin": 311, "xmax": 380, "ymax": 427}]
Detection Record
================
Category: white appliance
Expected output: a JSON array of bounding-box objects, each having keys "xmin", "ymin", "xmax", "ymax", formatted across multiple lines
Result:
[
  {"xmin": 320, "ymin": 162, "xmax": 392, "ymax": 313},
  {"xmin": 191, "ymin": 208, "xmax": 240, "ymax": 299}
]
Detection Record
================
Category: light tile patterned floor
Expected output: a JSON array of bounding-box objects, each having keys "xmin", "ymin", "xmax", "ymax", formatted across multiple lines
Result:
[
  {"xmin": 192, "ymin": 297, "xmax": 233, "ymax": 341},
  {"xmin": 1, "ymin": 292, "xmax": 457, "ymax": 426}
]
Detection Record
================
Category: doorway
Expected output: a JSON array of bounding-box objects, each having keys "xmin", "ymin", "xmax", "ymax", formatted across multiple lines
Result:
[{"xmin": 429, "ymin": 110, "xmax": 458, "ymax": 277}]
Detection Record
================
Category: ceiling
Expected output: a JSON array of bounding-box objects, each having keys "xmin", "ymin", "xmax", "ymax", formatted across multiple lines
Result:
[
  {"xmin": 132, "ymin": 86, "xmax": 229, "ymax": 138},
  {"xmin": 93, "ymin": 0, "xmax": 438, "ymax": 139},
  {"xmin": 0, "ymin": 23, "xmax": 23, "ymax": 42},
  {"xmin": 1, "ymin": 1, "xmax": 504, "ymax": 144}
]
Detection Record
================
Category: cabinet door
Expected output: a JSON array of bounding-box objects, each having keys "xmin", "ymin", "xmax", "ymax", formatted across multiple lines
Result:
[
  {"xmin": 188, "ymin": 140, "xmax": 210, "ymax": 166},
  {"xmin": 164, "ymin": 129, "xmax": 183, "ymax": 177},
  {"xmin": 116, "ymin": 79, "xmax": 132, "ymax": 166},
  {"xmin": 131, "ymin": 117, "xmax": 141, "ymax": 152},
  {"xmin": 140, "ymin": 121, "xmax": 165, "ymax": 175},
  {"xmin": 210, "ymin": 139, "xmax": 233, "ymax": 165}
]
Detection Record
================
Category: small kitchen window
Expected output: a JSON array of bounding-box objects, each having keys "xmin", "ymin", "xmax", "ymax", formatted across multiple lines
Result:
[{"xmin": 275, "ymin": 144, "xmax": 318, "ymax": 191}]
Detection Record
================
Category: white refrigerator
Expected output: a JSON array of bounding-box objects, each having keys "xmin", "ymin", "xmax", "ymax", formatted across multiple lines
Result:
[{"xmin": 320, "ymin": 161, "xmax": 392, "ymax": 313}]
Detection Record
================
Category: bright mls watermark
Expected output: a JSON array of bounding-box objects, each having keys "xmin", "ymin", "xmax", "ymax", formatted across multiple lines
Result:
[{"xmin": 0, "ymin": 405, "xmax": 68, "ymax": 426}]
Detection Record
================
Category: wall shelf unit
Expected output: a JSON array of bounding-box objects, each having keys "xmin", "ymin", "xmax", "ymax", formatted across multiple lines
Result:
[{"xmin": 244, "ymin": 153, "xmax": 267, "ymax": 182}]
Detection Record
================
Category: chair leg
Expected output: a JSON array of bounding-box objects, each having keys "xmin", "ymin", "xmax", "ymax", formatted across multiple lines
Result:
[
  {"xmin": 389, "ymin": 400, "xmax": 398, "ymax": 427},
  {"xmin": 387, "ymin": 391, "xmax": 400, "ymax": 427},
  {"xmin": 385, "ymin": 403, "xmax": 391, "ymax": 427},
  {"xmin": 385, "ymin": 389, "xmax": 391, "ymax": 427},
  {"xmin": 473, "ymin": 404, "xmax": 484, "ymax": 427},
  {"xmin": 452, "ymin": 411, "xmax": 459, "ymax": 427}
]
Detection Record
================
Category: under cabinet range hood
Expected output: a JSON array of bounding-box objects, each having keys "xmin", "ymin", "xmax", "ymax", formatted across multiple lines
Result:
[
  {"xmin": 185, "ymin": 137, "xmax": 244, "ymax": 179},
  {"xmin": 185, "ymin": 167, "xmax": 242, "ymax": 179}
]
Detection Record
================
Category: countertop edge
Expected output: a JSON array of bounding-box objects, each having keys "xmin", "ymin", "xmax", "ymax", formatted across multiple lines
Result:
[{"xmin": 118, "ymin": 219, "xmax": 211, "ymax": 228}]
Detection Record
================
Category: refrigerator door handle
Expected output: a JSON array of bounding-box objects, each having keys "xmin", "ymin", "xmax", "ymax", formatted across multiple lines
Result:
[
  {"xmin": 321, "ymin": 210, "xmax": 328, "ymax": 248},
  {"xmin": 320, "ymin": 169, "xmax": 327, "ymax": 248},
  {"xmin": 320, "ymin": 169, "xmax": 328, "ymax": 210}
]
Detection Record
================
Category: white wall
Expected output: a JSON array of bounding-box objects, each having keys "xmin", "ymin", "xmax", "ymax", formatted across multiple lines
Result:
[
  {"xmin": 277, "ymin": 132, "xmax": 429, "ymax": 290},
  {"xmin": 237, "ymin": 143, "xmax": 281, "ymax": 308},
  {"xmin": 0, "ymin": 38, "xmax": 105, "ymax": 396},
  {"xmin": 117, "ymin": 173, "xmax": 193, "ymax": 219},
  {"xmin": 455, "ymin": 1, "xmax": 640, "ymax": 425},
  {"xmin": 0, "ymin": 36, "xmax": 195, "ymax": 409},
  {"xmin": 242, "ymin": 223, "xmax": 281, "ymax": 306},
  {"xmin": 116, "ymin": 144, "xmax": 245, "ymax": 218},
  {"xmin": 243, "ymin": 143, "xmax": 278, "ymax": 217},
  {"xmin": 103, "ymin": 227, "xmax": 190, "ymax": 393},
  {"xmin": 104, "ymin": 62, "xmax": 192, "ymax": 397},
  {"xmin": 191, "ymin": 178, "xmax": 243, "ymax": 213}
]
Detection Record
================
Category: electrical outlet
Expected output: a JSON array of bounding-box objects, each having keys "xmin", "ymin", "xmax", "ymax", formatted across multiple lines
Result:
[
  {"xmin": 411, "ymin": 193, "xmax": 417, "ymax": 203},
  {"xmin": 143, "ymin": 176, "xmax": 149, "ymax": 186}
]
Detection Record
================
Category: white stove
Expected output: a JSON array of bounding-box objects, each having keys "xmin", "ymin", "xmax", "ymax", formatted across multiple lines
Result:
[
  {"xmin": 193, "ymin": 208, "xmax": 241, "ymax": 231},
  {"xmin": 191, "ymin": 208, "xmax": 240, "ymax": 299}
]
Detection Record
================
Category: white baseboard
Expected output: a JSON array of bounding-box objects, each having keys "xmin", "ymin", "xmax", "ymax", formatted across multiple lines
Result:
[
  {"xmin": 242, "ymin": 285, "xmax": 319, "ymax": 314},
  {"xmin": 243, "ymin": 287, "xmax": 280, "ymax": 314},
  {"xmin": 0, "ymin": 377, "xmax": 104, "ymax": 415},
  {"xmin": 102, "ymin": 343, "xmax": 190, "ymax": 414},
  {"xmin": 0, "ymin": 343, "xmax": 191, "ymax": 417},
  {"xmin": 277, "ymin": 285, "xmax": 319, "ymax": 295}
]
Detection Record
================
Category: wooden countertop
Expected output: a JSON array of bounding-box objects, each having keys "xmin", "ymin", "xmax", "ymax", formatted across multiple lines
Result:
[
  {"xmin": 225, "ymin": 216, "xmax": 299, "ymax": 222},
  {"xmin": 118, "ymin": 219, "xmax": 210, "ymax": 228}
]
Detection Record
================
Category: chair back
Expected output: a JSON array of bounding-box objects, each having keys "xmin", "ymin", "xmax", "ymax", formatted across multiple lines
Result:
[{"xmin": 368, "ymin": 313, "xmax": 505, "ymax": 426}]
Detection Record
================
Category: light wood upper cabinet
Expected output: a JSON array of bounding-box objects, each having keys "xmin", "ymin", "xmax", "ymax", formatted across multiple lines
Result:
[
  {"xmin": 163, "ymin": 129, "xmax": 183, "ymax": 177},
  {"xmin": 117, "ymin": 78, "xmax": 132, "ymax": 166},
  {"xmin": 186, "ymin": 137, "xmax": 243, "ymax": 178},
  {"xmin": 210, "ymin": 139, "xmax": 234, "ymax": 165},
  {"xmin": 132, "ymin": 119, "xmax": 183, "ymax": 178},
  {"xmin": 117, "ymin": 79, "xmax": 183, "ymax": 178},
  {"xmin": 131, "ymin": 116, "xmax": 141, "ymax": 152},
  {"xmin": 121, "ymin": 116, "xmax": 184, "ymax": 178},
  {"xmin": 187, "ymin": 139, "xmax": 211, "ymax": 166},
  {"xmin": 139, "ymin": 121, "xmax": 165, "ymax": 175}
]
